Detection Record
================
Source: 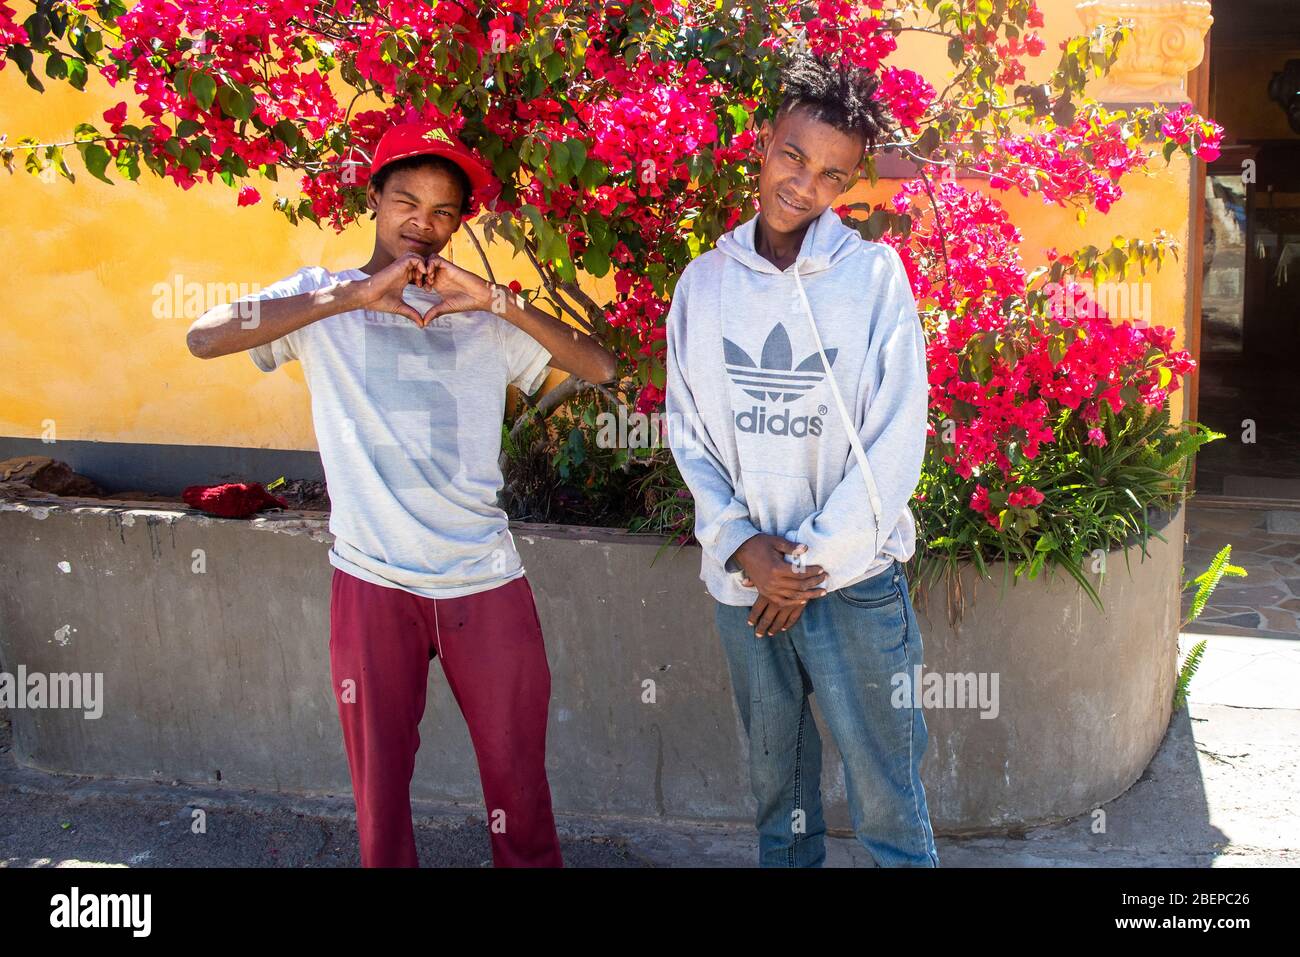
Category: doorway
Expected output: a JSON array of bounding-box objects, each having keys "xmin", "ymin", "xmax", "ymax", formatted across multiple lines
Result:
[{"xmin": 1194, "ymin": 2, "xmax": 1300, "ymax": 506}]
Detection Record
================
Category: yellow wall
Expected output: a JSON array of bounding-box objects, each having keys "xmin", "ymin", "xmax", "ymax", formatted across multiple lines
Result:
[{"xmin": 0, "ymin": 0, "xmax": 1195, "ymax": 453}]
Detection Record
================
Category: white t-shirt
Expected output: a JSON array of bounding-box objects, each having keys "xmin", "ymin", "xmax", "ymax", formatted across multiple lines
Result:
[{"xmin": 245, "ymin": 265, "xmax": 552, "ymax": 599}]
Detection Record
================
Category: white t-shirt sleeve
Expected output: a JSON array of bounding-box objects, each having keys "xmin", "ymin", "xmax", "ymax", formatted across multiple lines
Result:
[
  {"xmin": 497, "ymin": 316, "xmax": 552, "ymax": 396},
  {"xmin": 244, "ymin": 266, "xmax": 330, "ymax": 372}
]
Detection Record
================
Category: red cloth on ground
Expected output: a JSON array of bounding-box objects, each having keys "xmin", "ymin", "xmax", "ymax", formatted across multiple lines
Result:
[{"xmin": 181, "ymin": 482, "xmax": 288, "ymax": 518}]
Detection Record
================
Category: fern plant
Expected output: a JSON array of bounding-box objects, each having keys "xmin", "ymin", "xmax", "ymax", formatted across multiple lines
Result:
[
  {"xmin": 1174, "ymin": 544, "xmax": 1247, "ymax": 710},
  {"xmin": 1173, "ymin": 640, "xmax": 1207, "ymax": 712}
]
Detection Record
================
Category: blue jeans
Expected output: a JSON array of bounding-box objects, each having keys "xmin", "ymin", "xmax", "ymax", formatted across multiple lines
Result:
[{"xmin": 715, "ymin": 558, "xmax": 939, "ymax": 867}]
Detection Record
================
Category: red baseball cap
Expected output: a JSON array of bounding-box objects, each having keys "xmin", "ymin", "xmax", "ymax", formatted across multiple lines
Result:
[{"xmin": 369, "ymin": 121, "xmax": 502, "ymax": 209}]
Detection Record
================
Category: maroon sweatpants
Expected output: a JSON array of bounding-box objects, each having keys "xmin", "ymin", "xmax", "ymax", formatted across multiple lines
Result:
[{"xmin": 328, "ymin": 568, "xmax": 563, "ymax": 867}]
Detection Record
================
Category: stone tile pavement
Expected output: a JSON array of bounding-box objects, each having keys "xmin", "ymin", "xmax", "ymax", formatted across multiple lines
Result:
[{"xmin": 1182, "ymin": 504, "xmax": 1300, "ymax": 638}]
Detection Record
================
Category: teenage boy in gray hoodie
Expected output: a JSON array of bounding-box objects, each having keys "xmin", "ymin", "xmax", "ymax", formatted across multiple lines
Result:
[{"xmin": 665, "ymin": 52, "xmax": 938, "ymax": 867}]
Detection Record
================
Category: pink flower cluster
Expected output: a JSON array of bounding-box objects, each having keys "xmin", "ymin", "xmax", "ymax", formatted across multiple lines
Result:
[
  {"xmin": 0, "ymin": 1, "xmax": 29, "ymax": 68},
  {"xmin": 581, "ymin": 55, "xmax": 720, "ymax": 200},
  {"xmin": 1161, "ymin": 103, "xmax": 1224, "ymax": 162},
  {"xmin": 969, "ymin": 483, "xmax": 1044, "ymax": 530},
  {"xmin": 878, "ymin": 67, "xmax": 934, "ymax": 133},
  {"xmin": 980, "ymin": 116, "xmax": 1148, "ymax": 212},
  {"xmin": 885, "ymin": 181, "xmax": 1195, "ymax": 520}
]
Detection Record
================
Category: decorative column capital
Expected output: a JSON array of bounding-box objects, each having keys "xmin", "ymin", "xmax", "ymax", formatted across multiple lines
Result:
[{"xmin": 1076, "ymin": 0, "xmax": 1213, "ymax": 103}]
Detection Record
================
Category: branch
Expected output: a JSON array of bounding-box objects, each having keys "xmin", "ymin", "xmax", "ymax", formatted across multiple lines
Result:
[
  {"xmin": 557, "ymin": 279, "xmax": 605, "ymax": 330},
  {"xmin": 521, "ymin": 238, "xmax": 596, "ymax": 333},
  {"xmin": 498, "ymin": 374, "xmax": 597, "ymax": 474},
  {"xmin": 462, "ymin": 220, "xmax": 496, "ymax": 284},
  {"xmin": 917, "ymin": 164, "xmax": 952, "ymax": 295}
]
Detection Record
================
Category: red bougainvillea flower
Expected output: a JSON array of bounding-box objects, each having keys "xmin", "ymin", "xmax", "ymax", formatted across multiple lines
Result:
[
  {"xmin": 636, "ymin": 384, "xmax": 665, "ymax": 415},
  {"xmin": 1007, "ymin": 485, "xmax": 1045, "ymax": 508},
  {"xmin": 877, "ymin": 67, "xmax": 935, "ymax": 133},
  {"xmin": 969, "ymin": 486, "xmax": 1002, "ymax": 529},
  {"xmin": 0, "ymin": 1, "xmax": 28, "ymax": 66},
  {"xmin": 1161, "ymin": 103, "xmax": 1225, "ymax": 162},
  {"xmin": 880, "ymin": 177, "xmax": 1194, "ymax": 522}
]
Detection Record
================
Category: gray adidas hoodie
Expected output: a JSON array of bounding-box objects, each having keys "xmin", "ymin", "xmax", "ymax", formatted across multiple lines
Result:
[{"xmin": 665, "ymin": 205, "xmax": 929, "ymax": 606}]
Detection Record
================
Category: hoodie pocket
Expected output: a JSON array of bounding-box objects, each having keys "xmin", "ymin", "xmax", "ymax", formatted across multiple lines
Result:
[{"xmin": 742, "ymin": 469, "xmax": 817, "ymax": 537}]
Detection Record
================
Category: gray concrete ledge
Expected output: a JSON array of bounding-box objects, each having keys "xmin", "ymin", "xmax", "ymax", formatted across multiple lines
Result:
[{"xmin": 0, "ymin": 494, "xmax": 1185, "ymax": 833}]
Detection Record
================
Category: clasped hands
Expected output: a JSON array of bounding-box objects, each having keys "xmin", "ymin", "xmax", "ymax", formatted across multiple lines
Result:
[{"xmin": 732, "ymin": 534, "xmax": 828, "ymax": 637}]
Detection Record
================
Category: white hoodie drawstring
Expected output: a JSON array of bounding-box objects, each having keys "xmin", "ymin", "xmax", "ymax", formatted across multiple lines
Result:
[{"xmin": 791, "ymin": 264, "xmax": 883, "ymax": 562}]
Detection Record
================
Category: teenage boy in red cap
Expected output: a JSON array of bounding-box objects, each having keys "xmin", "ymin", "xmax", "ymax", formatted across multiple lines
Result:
[{"xmin": 187, "ymin": 121, "xmax": 616, "ymax": 868}]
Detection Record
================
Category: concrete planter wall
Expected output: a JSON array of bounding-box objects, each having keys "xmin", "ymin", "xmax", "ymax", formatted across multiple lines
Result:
[{"xmin": 0, "ymin": 494, "xmax": 1184, "ymax": 834}]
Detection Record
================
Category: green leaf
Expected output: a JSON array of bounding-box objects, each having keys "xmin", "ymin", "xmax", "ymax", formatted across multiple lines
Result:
[
  {"xmin": 583, "ymin": 243, "xmax": 611, "ymax": 278},
  {"xmin": 565, "ymin": 138, "xmax": 588, "ymax": 174},
  {"xmin": 44, "ymin": 52, "xmax": 68, "ymax": 80},
  {"xmin": 23, "ymin": 11, "xmax": 51, "ymax": 45},
  {"xmin": 217, "ymin": 82, "xmax": 255, "ymax": 121},
  {"xmin": 115, "ymin": 149, "xmax": 140, "ymax": 181},
  {"xmin": 9, "ymin": 45, "xmax": 32, "ymax": 76},
  {"xmin": 578, "ymin": 159, "xmax": 608, "ymax": 190},
  {"xmin": 189, "ymin": 72, "xmax": 217, "ymax": 110},
  {"xmin": 272, "ymin": 119, "xmax": 301, "ymax": 150},
  {"xmin": 553, "ymin": 251, "xmax": 577, "ymax": 284},
  {"xmin": 77, "ymin": 143, "xmax": 112, "ymax": 183},
  {"xmin": 727, "ymin": 104, "xmax": 749, "ymax": 134},
  {"xmin": 67, "ymin": 59, "xmax": 88, "ymax": 91},
  {"xmin": 549, "ymin": 139, "xmax": 570, "ymax": 182},
  {"xmin": 219, "ymin": 149, "xmax": 249, "ymax": 177}
]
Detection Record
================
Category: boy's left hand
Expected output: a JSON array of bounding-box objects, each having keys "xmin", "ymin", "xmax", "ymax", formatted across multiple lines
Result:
[
  {"xmin": 747, "ymin": 594, "xmax": 807, "ymax": 637},
  {"xmin": 418, "ymin": 254, "xmax": 493, "ymax": 322}
]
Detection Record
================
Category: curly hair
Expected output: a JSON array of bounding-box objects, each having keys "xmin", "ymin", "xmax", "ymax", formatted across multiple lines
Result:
[{"xmin": 774, "ymin": 51, "xmax": 895, "ymax": 151}]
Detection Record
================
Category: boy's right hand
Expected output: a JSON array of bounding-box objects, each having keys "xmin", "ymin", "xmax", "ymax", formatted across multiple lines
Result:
[
  {"xmin": 733, "ymin": 534, "xmax": 827, "ymax": 604},
  {"xmin": 354, "ymin": 253, "xmax": 433, "ymax": 327}
]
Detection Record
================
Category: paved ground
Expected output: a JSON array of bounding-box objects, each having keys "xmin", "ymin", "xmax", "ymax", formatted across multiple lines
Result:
[
  {"xmin": 3, "ymin": 504, "xmax": 1298, "ymax": 868},
  {"xmin": 1182, "ymin": 505, "xmax": 1300, "ymax": 639},
  {"xmin": 4, "ymin": 650, "xmax": 1294, "ymax": 868}
]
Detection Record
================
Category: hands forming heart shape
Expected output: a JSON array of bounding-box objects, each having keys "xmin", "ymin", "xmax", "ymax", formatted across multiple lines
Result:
[{"xmin": 366, "ymin": 251, "xmax": 494, "ymax": 329}]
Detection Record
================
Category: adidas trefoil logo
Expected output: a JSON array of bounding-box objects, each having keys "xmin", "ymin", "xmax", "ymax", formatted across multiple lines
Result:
[
  {"xmin": 724, "ymin": 323, "xmax": 836, "ymax": 438},
  {"xmin": 724, "ymin": 323, "xmax": 837, "ymax": 403}
]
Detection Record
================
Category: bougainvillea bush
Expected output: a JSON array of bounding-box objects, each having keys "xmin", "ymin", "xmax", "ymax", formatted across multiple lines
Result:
[{"xmin": 2, "ymin": 0, "xmax": 1223, "ymax": 605}]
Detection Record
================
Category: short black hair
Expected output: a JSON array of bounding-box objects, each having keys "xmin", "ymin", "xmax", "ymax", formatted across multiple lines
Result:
[
  {"xmin": 774, "ymin": 51, "xmax": 894, "ymax": 152},
  {"xmin": 370, "ymin": 154, "xmax": 472, "ymax": 216}
]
